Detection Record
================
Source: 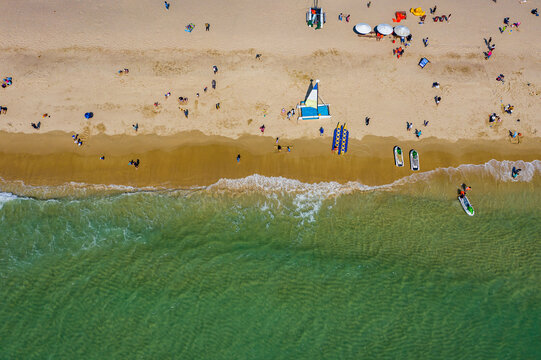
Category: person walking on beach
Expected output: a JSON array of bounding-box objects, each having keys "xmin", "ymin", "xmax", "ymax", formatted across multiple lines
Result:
[
  {"xmin": 237, "ymin": 154, "xmax": 241, "ymax": 163},
  {"xmin": 212, "ymin": 80, "xmax": 216, "ymax": 89},
  {"xmin": 259, "ymin": 125, "xmax": 265, "ymax": 133},
  {"xmin": 367, "ymin": 2, "xmax": 371, "ymax": 8},
  {"xmin": 205, "ymin": 23, "xmax": 210, "ymax": 31},
  {"xmin": 338, "ymin": 13, "xmax": 343, "ymax": 21},
  {"xmin": 132, "ymin": 123, "xmax": 139, "ymax": 132},
  {"xmin": 213, "ymin": 65, "xmax": 218, "ymax": 74},
  {"xmin": 423, "ymin": 37, "xmax": 429, "ymax": 47},
  {"xmin": 434, "ymin": 96, "xmax": 441, "ymax": 105},
  {"xmin": 216, "ymin": 103, "xmax": 220, "ymax": 110},
  {"xmin": 346, "ymin": 14, "xmax": 350, "ymax": 23},
  {"xmin": 164, "ymin": 1, "xmax": 170, "ymax": 10},
  {"xmin": 319, "ymin": 127, "xmax": 324, "ymax": 136},
  {"xmin": 365, "ymin": 117, "xmax": 370, "ymax": 126}
]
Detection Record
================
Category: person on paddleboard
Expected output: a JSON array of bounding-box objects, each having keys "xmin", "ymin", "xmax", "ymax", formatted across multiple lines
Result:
[{"xmin": 458, "ymin": 184, "xmax": 471, "ymax": 198}]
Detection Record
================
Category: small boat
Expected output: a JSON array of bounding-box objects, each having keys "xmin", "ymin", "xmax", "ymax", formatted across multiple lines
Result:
[
  {"xmin": 394, "ymin": 146, "xmax": 404, "ymax": 167},
  {"xmin": 458, "ymin": 195, "xmax": 475, "ymax": 216},
  {"xmin": 409, "ymin": 149, "xmax": 420, "ymax": 171}
]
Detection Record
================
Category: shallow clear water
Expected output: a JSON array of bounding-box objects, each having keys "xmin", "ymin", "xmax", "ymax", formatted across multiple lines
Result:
[{"xmin": 0, "ymin": 160, "xmax": 540, "ymax": 359}]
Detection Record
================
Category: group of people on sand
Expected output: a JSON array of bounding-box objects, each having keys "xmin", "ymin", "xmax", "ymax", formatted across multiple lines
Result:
[
  {"xmin": 499, "ymin": 17, "xmax": 521, "ymax": 34},
  {"xmin": 274, "ymin": 137, "xmax": 292, "ymax": 153},
  {"xmin": 338, "ymin": 13, "xmax": 351, "ymax": 22},
  {"xmin": 128, "ymin": 159, "xmax": 140, "ymax": 168},
  {"xmin": 2, "ymin": 77, "xmax": 13, "ymax": 88},
  {"xmin": 71, "ymin": 133, "xmax": 83, "ymax": 146},
  {"xmin": 281, "ymin": 107, "xmax": 296, "ymax": 120}
]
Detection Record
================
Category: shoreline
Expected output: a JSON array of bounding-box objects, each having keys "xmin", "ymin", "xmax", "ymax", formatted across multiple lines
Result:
[{"xmin": 0, "ymin": 131, "xmax": 539, "ymax": 194}]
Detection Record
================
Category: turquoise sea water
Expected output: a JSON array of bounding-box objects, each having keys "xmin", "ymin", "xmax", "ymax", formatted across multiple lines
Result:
[{"xmin": 1, "ymin": 160, "xmax": 540, "ymax": 359}]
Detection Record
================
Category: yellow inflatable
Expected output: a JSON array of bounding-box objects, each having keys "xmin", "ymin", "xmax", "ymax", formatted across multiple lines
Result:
[{"xmin": 410, "ymin": 7, "xmax": 426, "ymax": 17}]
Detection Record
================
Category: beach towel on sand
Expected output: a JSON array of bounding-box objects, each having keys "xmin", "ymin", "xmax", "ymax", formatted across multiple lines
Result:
[{"xmin": 410, "ymin": 7, "xmax": 426, "ymax": 17}]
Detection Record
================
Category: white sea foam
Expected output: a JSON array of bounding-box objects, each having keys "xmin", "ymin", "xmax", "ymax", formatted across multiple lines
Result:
[
  {"xmin": 209, "ymin": 159, "xmax": 541, "ymax": 195},
  {"xmin": 0, "ymin": 192, "xmax": 19, "ymax": 209},
  {"xmin": 0, "ymin": 159, "xmax": 539, "ymax": 201}
]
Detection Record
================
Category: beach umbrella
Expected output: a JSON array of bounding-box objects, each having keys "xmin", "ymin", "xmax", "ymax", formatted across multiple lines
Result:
[
  {"xmin": 354, "ymin": 23, "xmax": 372, "ymax": 35},
  {"xmin": 376, "ymin": 23, "xmax": 393, "ymax": 36},
  {"xmin": 394, "ymin": 25, "xmax": 410, "ymax": 37}
]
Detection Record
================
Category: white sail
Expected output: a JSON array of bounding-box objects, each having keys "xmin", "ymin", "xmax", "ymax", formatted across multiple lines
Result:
[{"xmin": 305, "ymin": 80, "xmax": 319, "ymax": 108}]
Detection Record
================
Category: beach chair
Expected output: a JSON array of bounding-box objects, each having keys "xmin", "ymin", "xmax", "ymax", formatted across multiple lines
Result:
[{"xmin": 418, "ymin": 57, "xmax": 430, "ymax": 68}]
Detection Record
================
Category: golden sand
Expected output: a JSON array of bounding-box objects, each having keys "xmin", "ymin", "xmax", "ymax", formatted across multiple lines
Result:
[
  {"xmin": 0, "ymin": 0, "xmax": 539, "ymax": 190},
  {"xmin": 0, "ymin": 131, "xmax": 539, "ymax": 191}
]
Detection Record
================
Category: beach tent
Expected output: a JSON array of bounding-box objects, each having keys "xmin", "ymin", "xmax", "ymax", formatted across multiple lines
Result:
[
  {"xmin": 393, "ymin": 25, "xmax": 410, "ymax": 37},
  {"xmin": 418, "ymin": 57, "xmax": 430, "ymax": 68},
  {"xmin": 354, "ymin": 23, "xmax": 372, "ymax": 35},
  {"xmin": 298, "ymin": 80, "xmax": 331, "ymax": 120},
  {"xmin": 376, "ymin": 24, "xmax": 393, "ymax": 35}
]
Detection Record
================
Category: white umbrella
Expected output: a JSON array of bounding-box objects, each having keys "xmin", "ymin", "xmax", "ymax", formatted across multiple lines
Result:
[
  {"xmin": 376, "ymin": 23, "xmax": 393, "ymax": 36},
  {"xmin": 354, "ymin": 23, "xmax": 372, "ymax": 35},
  {"xmin": 394, "ymin": 25, "xmax": 410, "ymax": 37}
]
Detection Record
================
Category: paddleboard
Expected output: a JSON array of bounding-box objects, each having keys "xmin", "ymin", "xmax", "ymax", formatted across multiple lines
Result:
[
  {"xmin": 458, "ymin": 195, "xmax": 475, "ymax": 216},
  {"xmin": 394, "ymin": 146, "xmax": 404, "ymax": 167},
  {"xmin": 409, "ymin": 149, "xmax": 420, "ymax": 171}
]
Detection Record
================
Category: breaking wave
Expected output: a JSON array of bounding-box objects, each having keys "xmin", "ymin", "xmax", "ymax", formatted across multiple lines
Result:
[{"xmin": 0, "ymin": 159, "xmax": 539, "ymax": 201}]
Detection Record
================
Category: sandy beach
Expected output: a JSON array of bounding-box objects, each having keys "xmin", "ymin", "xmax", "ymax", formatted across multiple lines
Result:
[
  {"xmin": 0, "ymin": 0, "xmax": 540, "ymax": 188},
  {"xmin": 2, "ymin": 2, "xmax": 541, "ymax": 357},
  {"xmin": 0, "ymin": 131, "xmax": 539, "ymax": 198}
]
